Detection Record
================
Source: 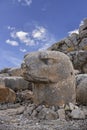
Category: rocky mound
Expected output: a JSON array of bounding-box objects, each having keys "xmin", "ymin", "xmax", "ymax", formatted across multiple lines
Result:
[{"xmin": 48, "ymin": 18, "xmax": 87, "ymax": 74}]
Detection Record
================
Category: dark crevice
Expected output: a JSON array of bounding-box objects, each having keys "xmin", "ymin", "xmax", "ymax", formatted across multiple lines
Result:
[{"xmin": 83, "ymin": 27, "xmax": 87, "ymax": 30}]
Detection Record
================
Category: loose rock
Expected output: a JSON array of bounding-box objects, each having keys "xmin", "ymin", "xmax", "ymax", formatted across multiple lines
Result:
[
  {"xmin": 48, "ymin": 19, "xmax": 87, "ymax": 74},
  {"xmin": 16, "ymin": 90, "xmax": 33, "ymax": 102},
  {"xmin": 71, "ymin": 108, "xmax": 85, "ymax": 119},
  {"xmin": 0, "ymin": 76, "xmax": 29, "ymax": 91},
  {"xmin": 76, "ymin": 78, "xmax": 87, "ymax": 105},
  {"xmin": 58, "ymin": 109, "xmax": 66, "ymax": 119},
  {"xmin": 8, "ymin": 67, "xmax": 24, "ymax": 76},
  {"xmin": 0, "ymin": 86, "xmax": 16, "ymax": 103}
]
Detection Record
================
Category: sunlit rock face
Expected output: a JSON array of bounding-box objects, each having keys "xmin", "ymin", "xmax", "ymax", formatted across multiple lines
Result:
[
  {"xmin": 48, "ymin": 19, "xmax": 87, "ymax": 74},
  {"xmin": 76, "ymin": 74, "xmax": 87, "ymax": 105},
  {"xmin": 22, "ymin": 51, "xmax": 76, "ymax": 106},
  {"xmin": 79, "ymin": 19, "xmax": 87, "ymax": 38},
  {"xmin": 0, "ymin": 78, "xmax": 16, "ymax": 103}
]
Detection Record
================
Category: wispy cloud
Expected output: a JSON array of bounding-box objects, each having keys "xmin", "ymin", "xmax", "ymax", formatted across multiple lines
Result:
[
  {"xmin": 33, "ymin": 26, "xmax": 56, "ymax": 50},
  {"xmin": 79, "ymin": 19, "xmax": 87, "ymax": 27},
  {"xmin": 7, "ymin": 26, "xmax": 15, "ymax": 30},
  {"xmin": 68, "ymin": 29, "xmax": 79, "ymax": 36},
  {"xmin": 7, "ymin": 24, "xmax": 56, "ymax": 50},
  {"xmin": 6, "ymin": 39, "xmax": 19, "ymax": 46},
  {"xmin": 11, "ymin": 30, "xmax": 35, "ymax": 46},
  {"xmin": 38, "ymin": 37, "xmax": 56, "ymax": 51},
  {"xmin": 32, "ymin": 26, "xmax": 46, "ymax": 41},
  {"xmin": 32, "ymin": 25, "xmax": 56, "ymax": 50},
  {"xmin": 7, "ymin": 56, "xmax": 21, "ymax": 66},
  {"xmin": 17, "ymin": 0, "xmax": 32, "ymax": 6},
  {"xmin": 39, "ymin": 43, "xmax": 51, "ymax": 51},
  {"xmin": 79, "ymin": 20, "xmax": 84, "ymax": 26},
  {"xmin": 20, "ymin": 48, "xmax": 27, "ymax": 52},
  {"xmin": 0, "ymin": 49, "xmax": 21, "ymax": 68},
  {"xmin": 68, "ymin": 19, "xmax": 87, "ymax": 36},
  {"xmin": 42, "ymin": 7, "xmax": 47, "ymax": 12}
]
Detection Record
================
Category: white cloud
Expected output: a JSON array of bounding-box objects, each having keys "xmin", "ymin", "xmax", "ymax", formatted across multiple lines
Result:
[
  {"xmin": 16, "ymin": 31, "xmax": 28, "ymax": 38},
  {"xmin": 32, "ymin": 25, "xmax": 56, "ymax": 50},
  {"xmin": 7, "ymin": 26, "xmax": 15, "ymax": 30},
  {"xmin": 16, "ymin": 31, "xmax": 29, "ymax": 41},
  {"xmin": 17, "ymin": 0, "xmax": 32, "ymax": 6},
  {"xmin": 10, "ymin": 31, "xmax": 17, "ymax": 38},
  {"xmin": 6, "ymin": 39, "xmax": 19, "ymax": 46},
  {"xmin": 11, "ymin": 30, "xmax": 35, "ymax": 46},
  {"xmin": 20, "ymin": 48, "xmax": 27, "ymax": 52},
  {"xmin": 68, "ymin": 29, "xmax": 79, "ymax": 36},
  {"xmin": 79, "ymin": 19, "xmax": 87, "ymax": 27},
  {"xmin": 79, "ymin": 20, "xmax": 84, "ymax": 27},
  {"xmin": 7, "ymin": 24, "xmax": 56, "ymax": 49},
  {"xmin": 32, "ymin": 26, "xmax": 46, "ymax": 40},
  {"xmin": 38, "ymin": 37, "xmax": 56, "ymax": 51},
  {"xmin": 10, "ymin": 30, "xmax": 29, "ymax": 39}
]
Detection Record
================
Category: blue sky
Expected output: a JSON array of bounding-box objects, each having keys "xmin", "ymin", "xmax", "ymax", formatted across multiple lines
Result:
[{"xmin": 0, "ymin": 0, "xmax": 87, "ymax": 69}]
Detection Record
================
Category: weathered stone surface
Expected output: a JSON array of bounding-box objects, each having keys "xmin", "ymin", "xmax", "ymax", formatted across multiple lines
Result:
[
  {"xmin": 0, "ymin": 73, "xmax": 9, "ymax": 77},
  {"xmin": 0, "ymin": 86, "xmax": 16, "ymax": 103},
  {"xmin": 0, "ymin": 76, "xmax": 29, "ymax": 91},
  {"xmin": 79, "ymin": 38, "xmax": 87, "ymax": 50},
  {"xmin": 64, "ymin": 103, "xmax": 78, "ymax": 111},
  {"xmin": 17, "ymin": 90, "xmax": 33, "ymax": 102},
  {"xmin": 48, "ymin": 19, "xmax": 87, "ymax": 73},
  {"xmin": 76, "ymin": 74, "xmax": 87, "ymax": 86},
  {"xmin": 0, "ymin": 78, "xmax": 5, "ymax": 87},
  {"xmin": 23, "ymin": 104, "xmax": 36, "ymax": 117},
  {"xmin": 22, "ymin": 51, "xmax": 76, "ymax": 106},
  {"xmin": 38, "ymin": 108, "xmax": 48, "ymax": 119},
  {"xmin": 0, "ymin": 101, "xmax": 87, "ymax": 129},
  {"xmin": 0, "ymin": 68, "xmax": 11, "ymax": 74},
  {"xmin": 8, "ymin": 67, "xmax": 24, "ymax": 76},
  {"xmin": 45, "ymin": 109, "xmax": 58, "ymax": 120},
  {"xmin": 74, "ymin": 69, "xmax": 80, "ymax": 75},
  {"xmin": 82, "ymin": 106, "xmax": 87, "ymax": 117},
  {"xmin": 79, "ymin": 19, "xmax": 87, "ymax": 38},
  {"xmin": 83, "ymin": 63, "xmax": 87, "ymax": 73},
  {"xmin": 38, "ymin": 107, "xmax": 58, "ymax": 120},
  {"xmin": 76, "ymin": 74, "xmax": 87, "ymax": 105},
  {"xmin": 0, "ymin": 106, "xmax": 25, "ymax": 116},
  {"xmin": 71, "ymin": 108, "xmax": 85, "ymax": 119},
  {"xmin": 69, "ymin": 103, "xmax": 78, "ymax": 111},
  {"xmin": 68, "ymin": 33, "xmax": 79, "ymax": 46},
  {"xmin": 58, "ymin": 109, "xmax": 65, "ymax": 119},
  {"xmin": 48, "ymin": 34, "xmax": 79, "ymax": 54},
  {"xmin": 67, "ymin": 50, "xmax": 87, "ymax": 73}
]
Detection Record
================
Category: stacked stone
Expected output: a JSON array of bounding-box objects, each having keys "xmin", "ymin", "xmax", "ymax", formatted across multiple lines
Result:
[
  {"xmin": 0, "ymin": 67, "xmax": 33, "ymax": 103},
  {"xmin": 48, "ymin": 19, "xmax": 87, "ymax": 74}
]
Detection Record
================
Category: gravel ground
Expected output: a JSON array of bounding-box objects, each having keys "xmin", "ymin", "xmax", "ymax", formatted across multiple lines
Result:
[
  {"xmin": 0, "ymin": 103, "xmax": 87, "ymax": 130},
  {"xmin": 0, "ymin": 118, "xmax": 87, "ymax": 130}
]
